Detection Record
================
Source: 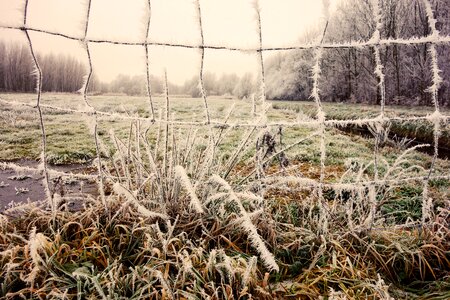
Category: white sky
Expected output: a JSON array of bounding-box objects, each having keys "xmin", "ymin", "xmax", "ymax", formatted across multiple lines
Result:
[{"xmin": 0, "ymin": 0, "xmax": 337, "ymax": 85}]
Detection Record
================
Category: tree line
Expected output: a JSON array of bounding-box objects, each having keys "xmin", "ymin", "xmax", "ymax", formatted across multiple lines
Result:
[
  {"xmin": 102, "ymin": 72, "xmax": 258, "ymax": 99},
  {"xmin": 0, "ymin": 40, "xmax": 258, "ymax": 99},
  {"xmin": 0, "ymin": 41, "xmax": 93, "ymax": 93},
  {"xmin": 265, "ymin": 0, "xmax": 450, "ymax": 107},
  {"xmin": 2, "ymin": 0, "xmax": 448, "ymax": 107}
]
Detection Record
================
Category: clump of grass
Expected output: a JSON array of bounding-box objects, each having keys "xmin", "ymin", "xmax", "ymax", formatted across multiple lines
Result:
[
  {"xmin": 2, "ymin": 194, "xmax": 449, "ymax": 298},
  {"xmin": 46, "ymin": 150, "xmax": 96, "ymax": 165}
]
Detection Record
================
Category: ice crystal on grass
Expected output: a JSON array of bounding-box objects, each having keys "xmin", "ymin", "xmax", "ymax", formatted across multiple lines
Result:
[
  {"xmin": 25, "ymin": 228, "xmax": 50, "ymax": 286},
  {"xmin": 175, "ymin": 165, "xmax": 204, "ymax": 214},
  {"xmin": 1, "ymin": 0, "xmax": 449, "ymax": 298},
  {"xmin": 113, "ymin": 182, "xmax": 168, "ymax": 220},
  {"xmin": 211, "ymin": 175, "xmax": 279, "ymax": 272}
]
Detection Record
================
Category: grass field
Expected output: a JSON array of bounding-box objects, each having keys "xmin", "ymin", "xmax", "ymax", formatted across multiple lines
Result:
[
  {"xmin": 0, "ymin": 93, "xmax": 449, "ymax": 299},
  {"xmin": 0, "ymin": 93, "xmax": 449, "ymax": 165}
]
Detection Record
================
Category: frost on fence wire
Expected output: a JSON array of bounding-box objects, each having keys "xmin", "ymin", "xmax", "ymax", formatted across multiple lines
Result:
[{"xmin": 0, "ymin": 0, "xmax": 449, "ymax": 227}]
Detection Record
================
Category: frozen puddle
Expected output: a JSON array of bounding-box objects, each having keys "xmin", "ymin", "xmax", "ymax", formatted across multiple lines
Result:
[{"xmin": 0, "ymin": 160, "xmax": 98, "ymax": 212}]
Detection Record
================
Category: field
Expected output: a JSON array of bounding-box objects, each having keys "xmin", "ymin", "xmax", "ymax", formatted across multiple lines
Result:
[
  {"xmin": 0, "ymin": 93, "xmax": 449, "ymax": 299},
  {"xmin": 1, "ymin": 93, "xmax": 449, "ymax": 163}
]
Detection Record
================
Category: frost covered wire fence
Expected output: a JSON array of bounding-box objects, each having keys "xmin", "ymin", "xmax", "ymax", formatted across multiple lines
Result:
[
  {"xmin": 21, "ymin": 0, "xmax": 53, "ymax": 212},
  {"xmin": 144, "ymin": 0, "xmax": 155, "ymax": 122},
  {"xmin": 0, "ymin": 0, "xmax": 449, "ymax": 226},
  {"xmin": 79, "ymin": 0, "xmax": 106, "ymax": 207}
]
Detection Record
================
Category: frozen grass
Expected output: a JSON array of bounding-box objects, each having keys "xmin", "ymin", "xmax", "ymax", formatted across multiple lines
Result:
[
  {"xmin": 0, "ymin": 93, "xmax": 448, "ymax": 167},
  {"xmin": 271, "ymin": 100, "xmax": 450, "ymax": 151},
  {"xmin": 0, "ymin": 92, "xmax": 449, "ymax": 298},
  {"xmin": 1, "ymin": 191, "xmax": 449, "ymax": 299}
]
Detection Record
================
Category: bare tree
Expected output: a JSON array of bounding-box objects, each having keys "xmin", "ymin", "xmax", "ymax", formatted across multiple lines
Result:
[{"xmin": 264, "ymin": 0, "xmax": 450, "ymax": 108}]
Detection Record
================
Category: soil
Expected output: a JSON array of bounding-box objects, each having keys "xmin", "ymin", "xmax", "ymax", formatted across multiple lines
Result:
[{"xmin": 0, "ymin": 160, "xmax": 98, "ymax": 212}]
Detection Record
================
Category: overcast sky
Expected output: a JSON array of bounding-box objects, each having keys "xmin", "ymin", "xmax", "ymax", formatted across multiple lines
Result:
[{"xmin": 0, "ymin": 0, "xmax": 337, "ymax": 85}]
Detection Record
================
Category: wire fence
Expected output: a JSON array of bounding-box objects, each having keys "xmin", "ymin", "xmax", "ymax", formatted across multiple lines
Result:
[{"xmin": 0, "ymin": 0, "xmax": 449, "ymax": 229}]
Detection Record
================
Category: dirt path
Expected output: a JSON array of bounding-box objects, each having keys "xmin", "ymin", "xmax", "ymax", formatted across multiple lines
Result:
[{"xmin": 0, "ymin": 160, "xmax": 98, "ymax": 212}]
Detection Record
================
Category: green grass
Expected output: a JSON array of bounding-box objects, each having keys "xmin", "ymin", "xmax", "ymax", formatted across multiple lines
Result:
[{"xmin": 381, "ymin": 186, "xmax": 423, "ymax": 223}]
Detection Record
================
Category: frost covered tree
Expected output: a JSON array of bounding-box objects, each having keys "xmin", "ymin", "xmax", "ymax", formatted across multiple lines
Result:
[
  {"xmin": 264, "ymin": 0, "xmax": 450, "ymax": 107},
  {"xmin": 233, "ymin": 73, "xmax": 255, "ymax": 99},
  {"xmin": 0, "ymin": 41, "xmax": 93, "ymax": 93}
]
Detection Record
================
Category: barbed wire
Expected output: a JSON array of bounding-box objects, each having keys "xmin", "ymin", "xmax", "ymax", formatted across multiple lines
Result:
[
  {"xmin": 310, "ymin": 0, "xmax": 329, "ymax": 233},
  {"xmin": 22, "ymin": 0, "xmax": 53, "ymax": 212},
  {"xmin": 144, "ymin": 0, "xmax": 156, "ymax": 122},
  {"xmin": 2, "ymin": 160, "xmax": 448, "ymax": 193},
  {"xmin": 80, "ymin": 0, "xmax": 106, "ymax": 207},
  {"xmin": 371, "ymin": 0, "xmax": 386, "ymax": 203},
  {"xmin": 195, "ymin": 0, "xmax": 211, "ymax": 125},
  {"xmin": 2, "ymin": 24, "xmax": 450, "ymax": 50},
  {"xmin": 1, "ymin": 98, "xmax": 448, "ymax": 128}
]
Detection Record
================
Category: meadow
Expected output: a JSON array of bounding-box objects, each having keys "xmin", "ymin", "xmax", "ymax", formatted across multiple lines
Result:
[
  {"xmin": 0, "ymin": 93, "xmax": 449, "ymax": 299},
  {"xmin": 1, "ymin": 93, "xmax": 449, "ymax": 164}
]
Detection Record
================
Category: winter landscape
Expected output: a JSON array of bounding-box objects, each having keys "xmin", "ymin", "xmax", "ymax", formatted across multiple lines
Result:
[{"xmin": 0, "ymin": 0, "xmax": 449, "ymax": 299}]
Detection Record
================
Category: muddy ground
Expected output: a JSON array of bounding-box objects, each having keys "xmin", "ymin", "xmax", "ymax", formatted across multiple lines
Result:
[{"xmin": 0, "ymin": 160, "xmax": 98, "ymax": 212}]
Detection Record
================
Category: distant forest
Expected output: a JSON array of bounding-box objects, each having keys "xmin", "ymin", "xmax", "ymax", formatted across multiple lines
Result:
[
  {"xmin": 0, "ymin": 0, "xmax": 449, "ymax": 107},
  {"xmin": 0, "ymin": 42, "xmax": 101, "ymax": 93},
  {"xmin": 0, "ymin": 39, "xmax": 257, "ymax": 100},
  {"xmin": 265, "ymin": 0, "xmax": 450, "ymax": 107}
]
